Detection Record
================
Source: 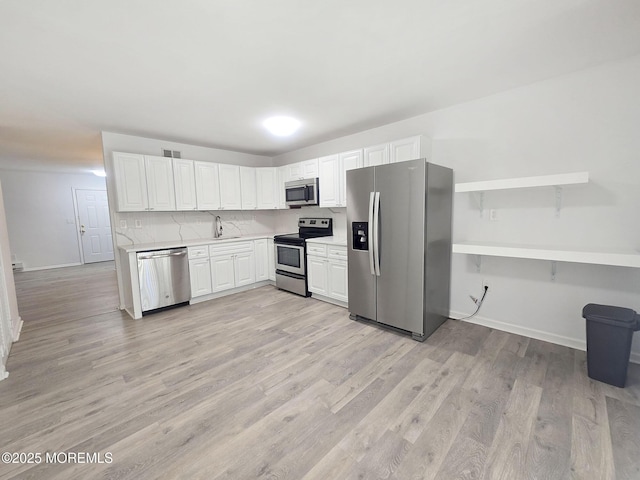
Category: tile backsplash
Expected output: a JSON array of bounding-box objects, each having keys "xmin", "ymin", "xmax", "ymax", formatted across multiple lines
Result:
[
  {"xmin": 114, "ymin": 207, "xmax": 346, "ymax": 247},
  {"xmin": 274, "ymin": 207, "xmax": 347, "ymax": 237}
]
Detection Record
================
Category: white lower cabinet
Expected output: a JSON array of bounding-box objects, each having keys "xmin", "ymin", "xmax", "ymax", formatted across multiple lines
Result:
[
  {"xmin": 306, "ymin": 243, "xmax": 348, "ymax": 304},
  {"xmin": 188, "ymin": 246, "xmax": 213, "ymax": 298},
  {"xmin": 234, "ymin": 252, "xmax": 255, "ymax": 287},
  {"xmin": 327, "ymin": 260, "xmax": 348, "ymax": 302},
  {"xmin": 307, "ymin": 256, "xmax": 329, "ymax": 295},
  {"xmin": 189, "ymin": 257, "xmax": 213, "ymax": 297},
  {"xmin": 209, "ymin": 241, "xmax": 255, "ymax": 293},
  {"xmin": 267, "ymin": 238, "xmax": 275, "ymax": 281},
  {"xmin": 254, "ymin": 239, "xmax": 269, "ymax": 282},
  {"xmin": 188, "ymin": 239, "xmax": 271, "ymax": 299},
  {"xmin": 210, "ymin": 255, "xmax": 236, "ymax": 292}
]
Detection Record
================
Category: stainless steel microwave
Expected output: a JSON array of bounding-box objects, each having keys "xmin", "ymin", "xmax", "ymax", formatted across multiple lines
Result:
[{"xmin": 285, "ymin": 178, "xmax": 319, "ymax": 207}]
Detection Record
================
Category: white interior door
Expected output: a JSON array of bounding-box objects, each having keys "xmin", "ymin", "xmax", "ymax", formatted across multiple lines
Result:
[{"xmin": 76, "ymin": 189, "xmax": 114, "ymax": 263}]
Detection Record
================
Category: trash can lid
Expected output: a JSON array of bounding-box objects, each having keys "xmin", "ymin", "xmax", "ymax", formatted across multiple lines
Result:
[{"xmin": 582, "ymin": 303, "xmax": 638, "ymax": 327}]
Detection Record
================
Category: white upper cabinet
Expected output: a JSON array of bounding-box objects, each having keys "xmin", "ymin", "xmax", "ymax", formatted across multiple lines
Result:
[
  {"xmin": 276, "ymin": 166, "xmax": 288, "ymax": 209},
  {"xmin": 318, "ymin": 149, "xmax": 363, "ymax": 208},
  {"xmin": 338, "ymin": 149, "xmax": 363, "ymax": 207},
  {"xmin": 389, "ymin": 136, "xmax": 421, "ymax": 163},
  {"xmin": 240, "ymin": 166, "xmax": 257, "ymax": 209},
  {"xmin": 284, "ymin": 162, "xmax": 303, "ymax": 182},
  {"xmin": 319, "ymin": 154, "xmax": 340, "ymax": 208},
  {"xmin": 112, "ymin": 152, "xmax": 177, "ymax": 212},
  {"xmin": 144, "ymin": 155, "xmax": 176, "ymax": 211},
  {"xmin": 284, "ymin": 158, "xmax": 319, "ymax": 182},
  {"xmin": 112, "ymin": 137, "xmax": 423, "ymax": 213},
  {"xmin": 218, "ymin": 164, "xmax": 242, "ymax": 210},
  {"xmin": 194, "ymin": 161, "xmax": 221, "ymax": 210},
  {"xmin": 173, "ymin": 159, "xmax": 197, "ymax": 211},
  {"xmin": 364, "ymin": 143, "xmax": 389, "ymax": 167},
  {"xmin": 113, "ymin": 152, "xmax": 148, "ymax": 212},
  {"xmin": 256, "ymin": 167, "xmax": 278, "ymax": 210},
  {"xmin": 301, "ymin": 158, "xmax": 319, "ymax": 178}
]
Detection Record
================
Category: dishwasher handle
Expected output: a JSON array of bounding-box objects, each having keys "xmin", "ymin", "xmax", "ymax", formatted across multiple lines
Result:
[{"xmin": 137, "ymin": 249, "xmax": 187, "ymax": 260}]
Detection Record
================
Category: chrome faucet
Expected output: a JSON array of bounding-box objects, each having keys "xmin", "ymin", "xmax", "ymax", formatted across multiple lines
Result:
[{"xmin": 214, "ymin": 215, "xmax": 223, "ymax": 238}]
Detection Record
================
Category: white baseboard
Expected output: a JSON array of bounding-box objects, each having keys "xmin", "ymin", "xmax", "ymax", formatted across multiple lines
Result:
[
  {"xmin": 22, "ymin": 262, "xmax": 82, "ymax": 272},
  {"xmin": 0, "ymin": 364, "xmax": 8, "ymax": 381},
  {"xmin": 12, "ymin": 317, "xmax": 22, "ymax": 341},
  {"xmin": 309, "ymin": 293, "xmax": 348, "ymax": 309},
  {"xmin": 449, "ymin": 310, "xmax": 640, "ymax": 365},
  {"xmin": 190, "ymin": 281, "xmax": 273, "ymax": 306}
]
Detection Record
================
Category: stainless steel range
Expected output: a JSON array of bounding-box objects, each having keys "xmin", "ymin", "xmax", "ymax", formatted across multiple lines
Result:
[{"xmin": 274, "ymin": 217, "xmax": 333, "ymax": 296}]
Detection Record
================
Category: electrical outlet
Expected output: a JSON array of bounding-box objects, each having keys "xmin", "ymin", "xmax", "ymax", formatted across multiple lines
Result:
[
  {"xmin": 482, "ymin": 279, "xmax": 490, "ymax": 290},
  {"xmin": 119, "ymin": 220, "xmax": 127, "ymax": 229},
  {"xmin": 489, "ymin": 209, "xmax": 498, "ymax": 221},
  {"xmin": 135, "ymin": 219, "xmax": 142, "ymax": 229}
]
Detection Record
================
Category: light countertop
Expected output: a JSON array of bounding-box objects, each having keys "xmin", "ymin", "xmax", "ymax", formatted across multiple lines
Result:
[
  {"xmin": 306, "ymin": 236, "xmax": 348, "ymax": 247},
  {"xmin": 118, "ymin": 234, "xmax": 278, "ymax": 253}
]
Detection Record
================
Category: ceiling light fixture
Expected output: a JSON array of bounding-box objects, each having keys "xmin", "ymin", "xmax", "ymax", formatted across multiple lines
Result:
[
  {"xmin": 92, "ymin": 169, "xmax": 107, "ymax": 177},
  {"xmin": 263, "ymin": 116, "xmax": 301, "ymax": 137}
]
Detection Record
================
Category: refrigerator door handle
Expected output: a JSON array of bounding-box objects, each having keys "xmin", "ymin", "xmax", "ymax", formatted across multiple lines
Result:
[
  {"xmin": 368, "ymin": 192, "xmax": 376, "ymax": 275},
  {"xmin": 373, "ymin": 191, "xmax": 381, "ymax": 276}
]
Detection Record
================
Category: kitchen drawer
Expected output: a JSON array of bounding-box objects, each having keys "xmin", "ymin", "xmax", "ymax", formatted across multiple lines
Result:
[
  {"xmin": 188, "ymin": 245, "xmax": 209, "ymax": 259},
  {"xmin": 209, "ymin": 241, "xmax": 254, "ymax": 256},
  {"xmin": 327, "ymin": 246, "xmax": 347, "ymax": 261},
  {"xmin": 307, "ymin": 244, "xmax": 327, "ymax": 257}
]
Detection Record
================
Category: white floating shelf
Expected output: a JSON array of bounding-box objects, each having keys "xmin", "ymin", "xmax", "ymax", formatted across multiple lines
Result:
[
  {"xmin": 453, "ymin": 242, "xmax": 640, "ymax": 268},
  {"xmin": 455, "ymin": 171, "xmax": 589, "ymax": 193}
]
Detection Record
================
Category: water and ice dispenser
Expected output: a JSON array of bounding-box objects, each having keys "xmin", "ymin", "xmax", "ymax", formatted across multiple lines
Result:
[{"xmin": 352, "ymin": 222, "xmax": 369, "ymax": 251}]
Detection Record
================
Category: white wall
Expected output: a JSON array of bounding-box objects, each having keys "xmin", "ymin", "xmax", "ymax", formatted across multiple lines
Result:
[
  {"xmin": 273, "ymin": 54, "xmax": 640, "ymax": 360},
  {"xmin": 0, "ymin": 169, "xmax": 107, "ymax": 270},
  {"xmin": 0, "ymin": 180, "xmax": 21, "ymax": 380}
]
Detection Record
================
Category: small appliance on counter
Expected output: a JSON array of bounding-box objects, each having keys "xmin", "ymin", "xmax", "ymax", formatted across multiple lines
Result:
[
  {"xmin": 285, "ymin": 178, "xmax": 319, "ymax": 207},
  {"xmin": 274, "ymin": 217, "xmax": 333, "ymax": 296}
]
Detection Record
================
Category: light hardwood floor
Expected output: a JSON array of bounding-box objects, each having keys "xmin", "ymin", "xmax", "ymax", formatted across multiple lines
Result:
[{"xmin": 1, "ymin": 262, "xmax": 639, "ymax": 479}]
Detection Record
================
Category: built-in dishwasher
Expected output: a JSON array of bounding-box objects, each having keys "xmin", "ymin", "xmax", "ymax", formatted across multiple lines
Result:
[{"xmin": 137, "ymin": 247, "xmax": 190, "ymax": 314}]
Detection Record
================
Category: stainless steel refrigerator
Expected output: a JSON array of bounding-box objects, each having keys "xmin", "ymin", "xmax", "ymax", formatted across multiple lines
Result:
[{"xmin": 346, "ymin": 159, "xmax": 453, "ymax": 341}]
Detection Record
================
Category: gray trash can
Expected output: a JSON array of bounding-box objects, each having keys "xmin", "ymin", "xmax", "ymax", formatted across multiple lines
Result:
[{"xmin": 582, "ymin": 303, "xmax": 640, "ymax": 388}]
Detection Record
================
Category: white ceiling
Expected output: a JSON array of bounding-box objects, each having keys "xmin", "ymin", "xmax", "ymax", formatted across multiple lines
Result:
[{"xmin": 2, "ymin": 0, "xmax": 640, "ymax": 171}]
